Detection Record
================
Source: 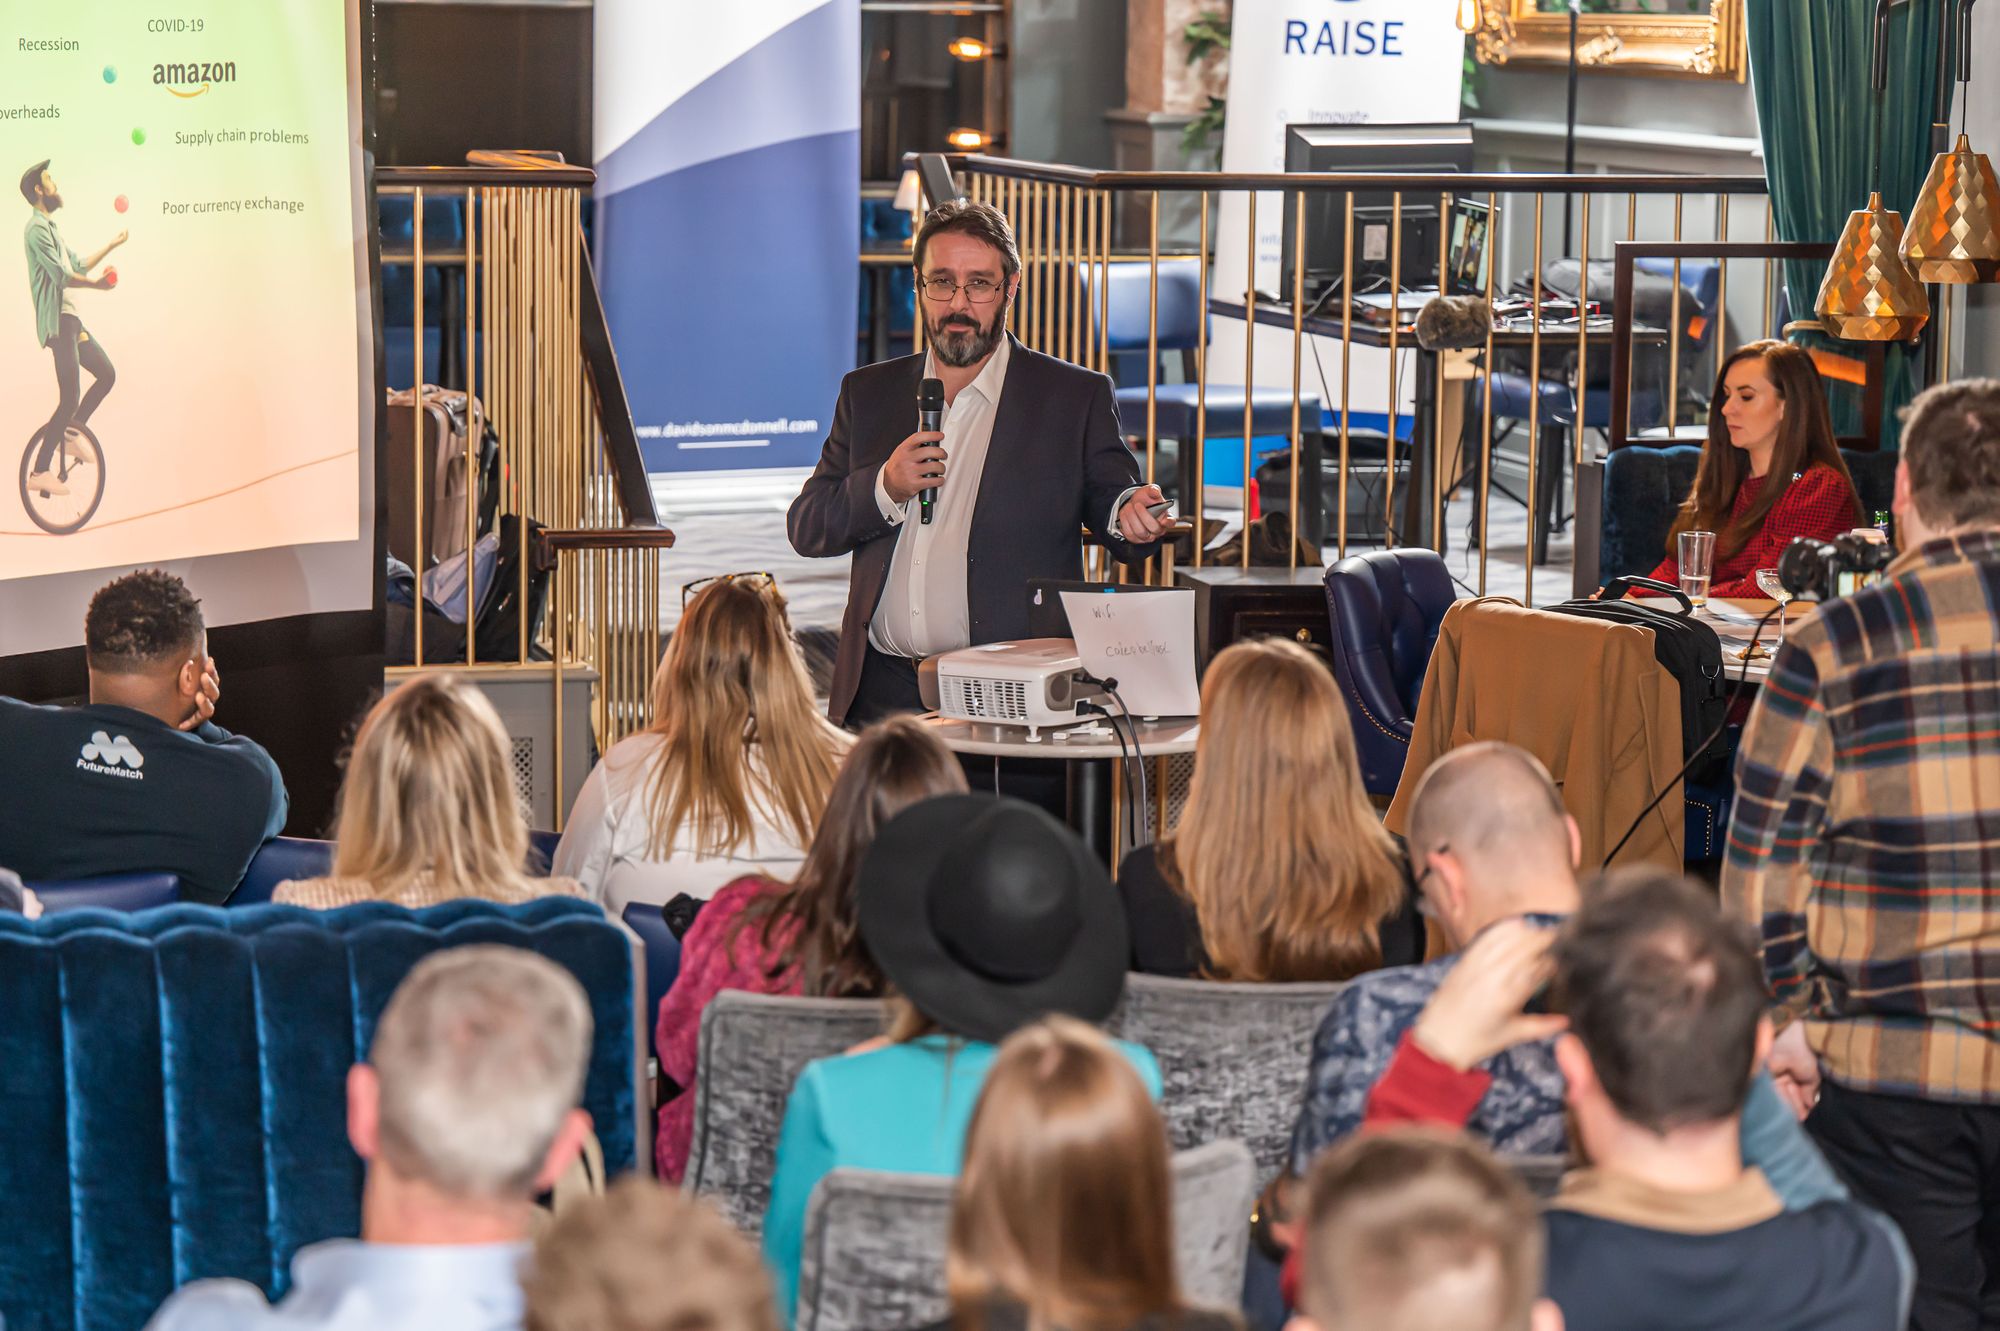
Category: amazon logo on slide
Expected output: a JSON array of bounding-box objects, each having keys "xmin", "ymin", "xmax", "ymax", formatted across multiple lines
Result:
[
  {"xmin": 78, "ymin": 731, "xmax": 145, "ymax": 780},
  {"xmin": 153, "ymin": 59, "xmax": 238, "ymax": 98}
]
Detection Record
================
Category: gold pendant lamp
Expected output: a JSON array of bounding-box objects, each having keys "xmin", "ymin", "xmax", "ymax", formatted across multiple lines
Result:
[
  {"xmin": 1816, "ymin": 0, "xmax": 1932, "ymax": 341},
  {"xmin": 1901, "ymin": 0, "xmax": 2000, "ymax": 283}
]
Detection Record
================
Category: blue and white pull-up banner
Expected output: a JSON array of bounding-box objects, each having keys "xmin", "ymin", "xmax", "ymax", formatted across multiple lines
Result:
[{"xmin": 594, "ymin": 0, "xmax": 859, "ymax": 474}]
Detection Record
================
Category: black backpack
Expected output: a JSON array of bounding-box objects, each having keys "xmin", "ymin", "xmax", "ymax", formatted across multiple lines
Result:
[{"xmin": 1547, "ymin": 576, "xmax": 1730, "ymax": 784}]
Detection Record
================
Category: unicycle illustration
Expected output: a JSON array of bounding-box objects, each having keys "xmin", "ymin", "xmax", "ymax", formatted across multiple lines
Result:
[{"xmin": 20, "ymin": 422, "xmax": 106, "ymax": 534}]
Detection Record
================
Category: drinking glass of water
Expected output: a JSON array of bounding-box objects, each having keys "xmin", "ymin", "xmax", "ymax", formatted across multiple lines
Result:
[
  {"xmin": 1679, "ymin": 530, "xmax": 1717, "ymax": 607},
  {"xmin": 1755, "ymin": 567, "xmax": 1791, "ymax": 647}
]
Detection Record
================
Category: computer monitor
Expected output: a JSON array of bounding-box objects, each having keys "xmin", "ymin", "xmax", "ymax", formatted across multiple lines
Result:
[{"xmin": 1279, "ymin": 121, "xmax": 1477, "ymax": 305}]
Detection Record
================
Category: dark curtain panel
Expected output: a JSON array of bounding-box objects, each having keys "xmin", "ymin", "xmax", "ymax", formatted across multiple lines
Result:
[{"xmin": 1748, "ymin": 0, "xmax": 1945, "ymax": 444}]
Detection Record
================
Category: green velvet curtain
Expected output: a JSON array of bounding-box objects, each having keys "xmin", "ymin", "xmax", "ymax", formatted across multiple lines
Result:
[{"xmin": 1748, "ymin": 0, "xmax": 1944, "ymax": 445}]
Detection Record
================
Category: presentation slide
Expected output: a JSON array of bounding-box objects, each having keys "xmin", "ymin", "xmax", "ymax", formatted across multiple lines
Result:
[{"xmin": 1, "ymin": 2, "xmax": 367, "ymax": 603}]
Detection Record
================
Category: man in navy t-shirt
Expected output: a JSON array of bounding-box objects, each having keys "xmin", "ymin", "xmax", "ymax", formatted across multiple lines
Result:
[{"xmin": 0, "ymin": 569, "xmax": 288, "ymax": 903}]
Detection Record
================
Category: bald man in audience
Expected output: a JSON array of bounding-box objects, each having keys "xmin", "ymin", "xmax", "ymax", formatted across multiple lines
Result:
[
  {"xmin": 146, "ymin": 946, "xmax": 594, "ymax": 1331},
  {"xmin": 1290, "ymin": 742, "xmax": 1581, "ymax": 1169}
]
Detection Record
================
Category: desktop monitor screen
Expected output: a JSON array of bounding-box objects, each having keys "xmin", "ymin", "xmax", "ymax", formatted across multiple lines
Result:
[{"xmin": 1280, "ymin": 121, "xmax": 1477, "ymax": 303}]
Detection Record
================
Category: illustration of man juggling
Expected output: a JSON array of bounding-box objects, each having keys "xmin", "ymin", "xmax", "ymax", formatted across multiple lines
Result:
[{"xmin": 21, "ymin": 159, "xmax": 124, "ymax": 499}]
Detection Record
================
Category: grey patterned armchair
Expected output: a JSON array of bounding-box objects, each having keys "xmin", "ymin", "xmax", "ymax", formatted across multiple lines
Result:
[
  {"xmin": 684, "ymin": 990, "xmax": 886, "ymax": 1234},
  {"xmin": 1106, "ymin": 973, "xmax": 1346, "ymax": 1176},
  {"xmin": 794, "ymin": 1140, "xmax": 1258, "ymax": 1331}
]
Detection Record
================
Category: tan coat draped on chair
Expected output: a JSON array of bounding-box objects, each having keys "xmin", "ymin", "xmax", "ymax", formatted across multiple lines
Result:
[{"xmin": 1385, "ymin": 597, "xmax": 1685, "ymax": 870}]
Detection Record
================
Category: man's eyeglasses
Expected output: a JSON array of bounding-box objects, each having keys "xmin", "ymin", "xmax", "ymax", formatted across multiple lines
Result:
[
  {"xmin": 681, "ymin": 571, "xmax": 776, "ymax": 607},
  {"xmin": 919, "ymin": 275, "xmax": 1003, "ymax": 304}
]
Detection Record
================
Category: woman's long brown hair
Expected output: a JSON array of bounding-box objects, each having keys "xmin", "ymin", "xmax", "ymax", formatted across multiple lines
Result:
[
  {"xmin": 733, "ymin": 717, "xmax": 968, "ymax": 997},
  {"xmin": 1164, "ymin": 638, "xmax": 1405, "ymax": 982},
  {"xmin": 947, "ymin": 1017, "xmax": 1184, "ymax": 1331},
  {"xmin": 641, "ymin": 577, "xmax": 846, "ymax": 860},
  {"xmin": 1666, "ymin": 340, "xmax": 1860, "ymax": 561}
]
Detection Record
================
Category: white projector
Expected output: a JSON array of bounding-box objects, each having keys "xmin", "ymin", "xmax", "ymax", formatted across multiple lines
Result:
[{"xmin": 920, "ymin": 638, "xmax": 1108, "ymax": 732}]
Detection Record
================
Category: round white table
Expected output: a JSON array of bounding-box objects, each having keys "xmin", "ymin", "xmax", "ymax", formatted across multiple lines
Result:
[{"xmin": 918, "ymin": 713, "xmax": 1200, "ymax": 861}]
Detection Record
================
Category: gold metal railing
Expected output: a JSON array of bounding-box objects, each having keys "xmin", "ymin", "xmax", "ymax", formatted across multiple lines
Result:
[
  {"xmin": 929, "ymin": 156, "xmax": 1858, "ymax": 606},
  {"xmin": 378, "ymin": 152, "xmax": 671, "ymax": 823}
]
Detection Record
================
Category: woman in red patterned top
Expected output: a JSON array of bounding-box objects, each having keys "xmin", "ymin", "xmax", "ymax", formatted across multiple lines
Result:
[
  {"xmin": 1642, "ymin": 340, "xmax": 1862, "ymax": 599},
  {"xmin": 651, "ymin": 716, "xmax": 967, "ymax": 1181}
]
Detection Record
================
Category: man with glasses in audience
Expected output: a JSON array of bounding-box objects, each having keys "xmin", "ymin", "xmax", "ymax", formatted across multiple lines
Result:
[
  {"xmin": 1725, "ymin": 378, "xmax": 2000, "ymax": 1331},
  {"xmin": 147, "ymin": 946, "xmax": 594, "ymax": 1330},
  {"xmin": 789, "ymin": 198, "xmax": 1168, "ymax": 728}
]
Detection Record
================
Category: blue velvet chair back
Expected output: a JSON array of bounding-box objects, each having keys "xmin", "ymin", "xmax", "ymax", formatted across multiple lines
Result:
[
  {"xmin": 1598, "ymin": 445, "xmax": 1894, "ymax": 587},
  {"xmin": 232, "ymin": 837, "xmax": 335, "ymax": 905},
  {"xmin": 1323, "ymin": 550, "xmax": 1457, "ymax": 796},
  {"xmin": 1083, "ymin": 258, "xmax": 1205, "ymax": 352},
  {"xmin": 0, "ymin": 897, "xmax": 638, "ymax": 1331},
  {"xmin": 26, "ymin": 872, "xmax": 181, "ymax": 913}
]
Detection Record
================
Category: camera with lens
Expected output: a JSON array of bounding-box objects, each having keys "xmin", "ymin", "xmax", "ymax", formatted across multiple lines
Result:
[{"xmin": 1776, "ymin": 532, "xmax": 1896, "ymax": 603}]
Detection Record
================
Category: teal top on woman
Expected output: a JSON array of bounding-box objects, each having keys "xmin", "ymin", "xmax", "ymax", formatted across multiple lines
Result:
[{"xmin": 762, "ymin": 1032, "xmax": 1164, "ymax": 1322}]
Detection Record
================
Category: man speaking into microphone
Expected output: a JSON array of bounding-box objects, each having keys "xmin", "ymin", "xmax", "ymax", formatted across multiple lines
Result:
[{"xmin": 789, "ymin": 199, "xmax": 1168, "ymax": 727}]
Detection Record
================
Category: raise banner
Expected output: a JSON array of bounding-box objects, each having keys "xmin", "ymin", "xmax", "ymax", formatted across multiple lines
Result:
[
  {"xmin": 593, "ymin": 1, "xmax": 859, "ymax": 474},
  {"xmin": 1210, "ymin": 0, "xmax": 1465, "ymax": 408}
]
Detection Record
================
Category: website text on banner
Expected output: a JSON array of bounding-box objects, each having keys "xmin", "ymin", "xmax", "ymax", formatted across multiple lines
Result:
[
  {"xmin": 593, "ymin": 0, "xmax": 859, "ymax": 476},
  {"xmin": 1209, "ymin": 0, "xmax": 1465, "ymax": 409}
]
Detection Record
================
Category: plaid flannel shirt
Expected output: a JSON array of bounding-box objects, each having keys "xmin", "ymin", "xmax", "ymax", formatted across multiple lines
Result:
[{"xmin": 1722, "ymin": 530, "xmax": 2000, "ymax": 1103}]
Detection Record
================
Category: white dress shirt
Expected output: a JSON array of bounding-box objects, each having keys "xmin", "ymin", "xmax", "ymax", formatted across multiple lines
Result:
[
  {"xmin": 869, "ymin": 338, "xmax": 1141, "ymax": 659},
  {"xmin": 145, "ymin": 1238, "xmax": 530, "ymax": 1331}
]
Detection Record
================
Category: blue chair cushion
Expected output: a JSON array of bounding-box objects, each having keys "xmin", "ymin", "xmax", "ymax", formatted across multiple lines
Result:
[
  {"xmin": 1088, "ymin": 259, "xmax": 1205, "ymax": 352},
  {"xmin": 25, "ymin": 872, "xmax": 181, "ymax": 912},
  {"xmin": 1324, "ymin": 550, "xmax": 1458, "ymax": 797},
  {"xmin": 0, "ymin": 897, "xmax": 636, "ymax": 1331},
  {"xmin": 232, "ymin": 837, "xmax": 335, "ymax": 906},
  {"xmin": 1482, "ymin": 371, "xmax": 1663, "ymax": 432},
  {"xmin": 1685, "ymin": 776, "xmax": 1733, "ymax": 862},
  {"xmin": 1117, "ymin": 383, "xmax": 1325, "ymax": 441}
]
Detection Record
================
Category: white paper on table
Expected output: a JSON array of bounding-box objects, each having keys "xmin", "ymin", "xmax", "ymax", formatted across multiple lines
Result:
[{"xmin": 1059, "ymin": 588, "xmax": 1202, "ymax": 718}]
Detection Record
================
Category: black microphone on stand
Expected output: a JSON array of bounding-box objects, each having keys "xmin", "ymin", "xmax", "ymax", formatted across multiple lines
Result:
[{"xmin": 918, "ymin": 377, "xmax": 944, "ymax": 525}]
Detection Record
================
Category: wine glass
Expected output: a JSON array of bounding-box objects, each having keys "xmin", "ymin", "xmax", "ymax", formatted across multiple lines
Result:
[{"xmin": 1755, "ymin": 568, "xmax": 1791, "ymax": 649}]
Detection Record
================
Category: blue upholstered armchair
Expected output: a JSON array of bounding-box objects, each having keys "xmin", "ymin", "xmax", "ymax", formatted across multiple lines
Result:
[
  {"xmin": 1324, "ymin": 550, "xmax": 1458, "ymax": 796},
  {"xmin": 24, "ymin": 871, "xmax": 181, "ymax": 912},
  {"xmin": 0, "ymin": 897, "xmax": 641, "ymax": 1331}
]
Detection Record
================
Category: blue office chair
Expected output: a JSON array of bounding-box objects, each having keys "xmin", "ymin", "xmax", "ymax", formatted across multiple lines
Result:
[
  {"xmin": 621, "ymin": 902, "xmax": 683, "ymax": 1062},
  {"xmin": 1082, "ymin": 260, "xmax": 1330, "ymax": 539},
  {"xmin": 28, "ymin": 872, "xmax": 182, "ymax": 912},
  {"xmin": 231, "ymin": 836, "xmax": 335, "ymax": 905},
  {"xmin": 1323, "ymin": 550, "xmax": 1458, "ymax": 797}
]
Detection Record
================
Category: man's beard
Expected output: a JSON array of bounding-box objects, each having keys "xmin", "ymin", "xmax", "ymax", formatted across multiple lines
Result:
[
  {"xmin": 926, "ymin": 305, "xmax": 1006, "ymax": 368},
  {"xmin": 42, "ymin": 191, "xmax": 62, "ymax": 211}
]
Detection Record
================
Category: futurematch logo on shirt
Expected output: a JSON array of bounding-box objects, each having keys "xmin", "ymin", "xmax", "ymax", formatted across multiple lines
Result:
[{"xmin": 78, "ymin": 731, "xmax": 145, "ymax": 780}]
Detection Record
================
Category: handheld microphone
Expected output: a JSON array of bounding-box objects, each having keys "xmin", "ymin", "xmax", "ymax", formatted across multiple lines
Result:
[{"xmin": 918, "ymin": 377, "xmax": 944, "ymax": 525}]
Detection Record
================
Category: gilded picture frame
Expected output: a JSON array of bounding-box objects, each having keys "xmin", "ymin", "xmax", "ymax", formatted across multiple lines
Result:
[{"xmin": 1473, "ymin": 0, "xmax": 1747, "ymax": 82}]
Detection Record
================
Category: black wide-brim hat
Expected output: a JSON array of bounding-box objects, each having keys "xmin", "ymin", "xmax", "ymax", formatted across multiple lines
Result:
[{"xmin": 858, "ymin": 794, "xmax": 1129, "ymax": 1045}]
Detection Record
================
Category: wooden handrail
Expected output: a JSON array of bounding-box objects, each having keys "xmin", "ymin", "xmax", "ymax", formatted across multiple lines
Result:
[{"xmin": 534, "ymin": 525, "xmax": 678, "ymax": 571}]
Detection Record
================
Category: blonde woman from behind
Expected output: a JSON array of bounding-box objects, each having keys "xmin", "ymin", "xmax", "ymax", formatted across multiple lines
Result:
[
  {"xmin": 924, "ymin": 1016, "xmax": 1240, "ymax": 1331},
  {"xmin": 555, "ymin": 575, "xmax": 850, "ymax": 913},
  {"xmin": 1116, "ymin": 637, "xmax": 1415, "ymax": 982},
  {"xmin": 275, "ymin": 673, "xmax": 581, "ymax": 908}
]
